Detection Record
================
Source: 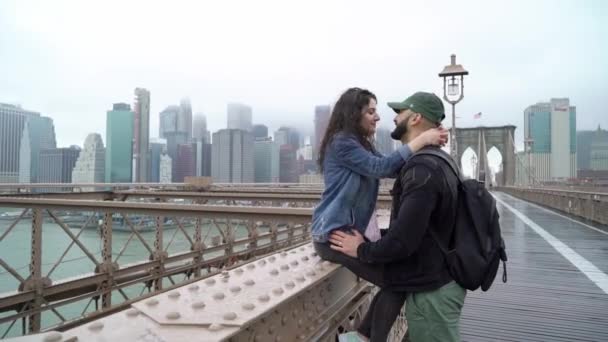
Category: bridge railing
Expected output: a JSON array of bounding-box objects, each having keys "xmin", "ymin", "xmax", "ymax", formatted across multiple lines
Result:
[
  {"xmin": 498, "ymin": 186, "xmax": 608, "ymax": 225},
  {"xmin": 0, "ymin": 197, "xmax": 312, "ymax": 338}
]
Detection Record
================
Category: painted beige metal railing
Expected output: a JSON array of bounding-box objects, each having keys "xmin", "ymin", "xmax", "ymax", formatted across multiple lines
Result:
[{"xmin": 0, "ymin": 197, "xmax": 312, "ymax": 338}]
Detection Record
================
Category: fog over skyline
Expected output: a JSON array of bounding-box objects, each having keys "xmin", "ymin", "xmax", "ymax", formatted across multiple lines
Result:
[{"xmin": 1, "ymin": 0, "xmax": 606, "ymax": 150}]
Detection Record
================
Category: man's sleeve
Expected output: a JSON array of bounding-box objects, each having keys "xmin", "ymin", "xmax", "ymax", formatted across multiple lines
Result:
[
  {"xmin": 333, "ymin": 135, "xmax": 411, "ymax": 178},
  {"xmin": 357, "ymin": 163, "xmax": 440, "ymax": 263}
]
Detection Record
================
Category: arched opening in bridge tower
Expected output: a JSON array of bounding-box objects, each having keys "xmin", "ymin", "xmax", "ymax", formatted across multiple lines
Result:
[
  {"xmin": 460, "ymin": 147, "xmax": 479, "ymax": 180},
  {"xmin": 487, "ymin": 146, "xmax": 504, "ymax": 186}
]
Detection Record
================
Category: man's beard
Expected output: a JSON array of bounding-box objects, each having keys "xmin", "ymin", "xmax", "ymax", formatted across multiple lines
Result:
[{"xmin": 391, "ymin": 121, "xmax": 408, "ymax": 140}]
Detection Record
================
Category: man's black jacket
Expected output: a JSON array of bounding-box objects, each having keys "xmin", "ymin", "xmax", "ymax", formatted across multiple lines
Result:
[{"xmin": 357, "ymin": 147, "xmax": 459, "ymax": 292}]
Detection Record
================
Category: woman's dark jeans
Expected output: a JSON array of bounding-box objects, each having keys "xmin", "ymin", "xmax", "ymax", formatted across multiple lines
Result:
[{"xmin": 314, "ymin": 242, "xmax": 407, "ymax": 342}]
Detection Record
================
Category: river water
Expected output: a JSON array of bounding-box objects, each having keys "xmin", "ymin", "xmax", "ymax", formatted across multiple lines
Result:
[{"xmin": 0, "ymin": 211, "xmax": 253, "ymax": 337}]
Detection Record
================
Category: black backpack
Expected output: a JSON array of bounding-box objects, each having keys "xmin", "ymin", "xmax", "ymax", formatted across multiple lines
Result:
[{"xmin": 417, "ymin": 149, "xmax": 508, "ymax": 291}]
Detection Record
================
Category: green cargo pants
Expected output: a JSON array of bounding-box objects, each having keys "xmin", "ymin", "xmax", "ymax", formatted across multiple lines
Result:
[{"xmin": 404, "ymin": 281, "xmax": 467, "ymax": 342}]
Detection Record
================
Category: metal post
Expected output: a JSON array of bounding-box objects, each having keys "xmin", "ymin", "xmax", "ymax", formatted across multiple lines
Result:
[
  {"xmin": 100, "ymin": 213, "xmax": 113, "ymax": 309},
  {"xmin": 193, "ymin": 217, "xmax": 202, "ymax": 277},
  {"xmin": 154, "ymin": 216, "xmax": 164, "ymax": 291},
  {"xmin": 451, "ymin": 103, "xmax": 457, "ymax": 158},
  {"xmin": 28, "ymin": 209, "xmax": 43, "ymax": 333}
]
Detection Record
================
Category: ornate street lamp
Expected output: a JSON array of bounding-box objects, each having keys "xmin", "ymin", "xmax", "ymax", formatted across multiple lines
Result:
[{"xmin": 439, "ymin": 54, "xmax": 469, "ymax": 158}]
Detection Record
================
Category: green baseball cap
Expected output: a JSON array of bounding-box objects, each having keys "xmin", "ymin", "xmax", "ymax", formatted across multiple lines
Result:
[{"xmin": 387, "ymin": 92, "xmax": 445, "ymax": 123}]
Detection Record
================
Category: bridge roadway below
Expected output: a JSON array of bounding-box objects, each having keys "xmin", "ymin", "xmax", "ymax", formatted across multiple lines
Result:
[{"xmin": 6, "ymin": 191, "xmax": 608, "ymax": 341}]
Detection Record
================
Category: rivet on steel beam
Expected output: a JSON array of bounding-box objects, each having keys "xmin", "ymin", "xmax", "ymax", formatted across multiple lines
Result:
[
  {"xmin": 311, "ymin": 252, "xmax": 318, "ymax": 257},
  {"xmin": 166, "ymin": 311, "xmax": 181, "ymax": 320},
  {"xmin": 299, "ymin": 247, "xmax": 306, "ymax": 251},
  {"xmin": 205, "ymin": 278, "xmax": 216, "ymax": 286},
  {"xmin": 208, "ymin": 323, "xmax": 223, "ymax": 332},
  {"xmin": 292, "ymin": 309, "xmax": 299, "ymax": 318},
  {"xmin": 306, "ymin": 270, "xmax": 316, "ymax": 277},
  {"xmin": 295, "ymin": 275, "xmax": 305, "ymax": 283},
  {"xmin": 223, "ymin": 312, "xmax": 237, "ymax": 321},
  {"xmin": 244, "ymin": 279, "xmax": 255, "ymax": 286},
  {"xmin": 268, "ymin": 256, "xmax": 276, "ymax": 262},
  {"xmin": 146, "ymin": 298, "xmax": 159, "ymax": 306},
  {"xmin": 298, "ymin": 334, "xmax": 307, "ymax": 340},
  {"xmin": 297, "ymin": 319, "xmax": 304, "ymax": 327},
  {"xmin": 268, "ymin": 325, "xmax": 276, "ymax": 334},
  {"xmin": 188, "ymin": 284, "xmax": 200, "ymax": 292},
  {"xmin": 280, "ymin": 252, "xmax": 288, "ymax": 257},
  {"xmin": 324, "ymin": 299, "xmax": 331, "ymax": 306},
  {"xmin": 254, "ymin": 335, "xmax": 264, "ymax": 342},
  {"xmin": 290, "ymin": 260, "xmax": 299, "ymax": 266},
  {"xmin": 258, "ymin": 294, "xmax": 270, "ymax": 302},
  {"xmin": 235, "ymin": 268, "xmax": 244, "ymax": 275},
  {"xmin": 285, "ymin": 281, "xmax": 295, "ymax": 289},
  {"xmin": 192, "ymin": 301, "xmax": 206, "ymax": 310},
  {"xmin": 168, "ymin": 291, "xmax": 181, "ymax": 299},
  {"xmin": 270, "ymin": 269, "xmax": 279, "ymax": 276},
  {"xmin": 247, "ymin": 263, "xmax": 257, "ymax": 270},
  {"xmin": 126, "ymin": 308, "xmax": 140, "ymax": 317},
  {"xmin": 213, "ymin": 292, "xmax": 225, "ymax": 300},
  {"xmin": 316, "ymin": 305, "xmax": 324, "ymax": 312},
  {"xmin": 257, "ymin": 260, "xmax": 266, "ymax": 266},
  {"xmin": 230, "ymin": 286, "xmax": 242, "ymax": 293},
  {"xmin": 276, "ymin": 335, "xmax": 283, "ymax": 342},
  {"xmin": 280, "ymin": 264, "xmax": 290, "ymax": 271},
  {"xmin": 87, "ymin": 321, "xmax": 104, "ymax": 332},
  {"xmin": 281, "ymin": 315, "xmax": 288, "ymax": 325},
  {"xmin": 273, "ymin": 288, "xmax": 284, "ymax": 295},
  {"xmin": 43, "ymin": 332, "xmax": 63, "ymax": 342},
  {"xmin": 242, "ymin": 303, "xmax": 255, "ymax": 311},
  {"xmin": 301, "ymin": 256, "xmax": 309, "ymax": 262}
]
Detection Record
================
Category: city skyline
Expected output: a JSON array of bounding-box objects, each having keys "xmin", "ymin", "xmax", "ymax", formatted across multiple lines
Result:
[{"xmin": 1, "ymin": 1, "xmax": 606, "ymax": 149}]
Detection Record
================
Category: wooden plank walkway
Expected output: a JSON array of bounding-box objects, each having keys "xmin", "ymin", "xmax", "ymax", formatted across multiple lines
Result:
[{"xmin": 460, "ymin": 192, "xmax": 608, "ymax": 342}]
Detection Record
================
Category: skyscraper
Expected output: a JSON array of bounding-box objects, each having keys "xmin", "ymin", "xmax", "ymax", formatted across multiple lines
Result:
[
  {"xmin": 314, "ymin": 105, "xmax": 331, "ymax": 161},
  {"xmin": 590, "ymin": 127, "xmax": 608, "ymax": 171},
  {"xmin": 193, "ymin": 113, "xmax": 210, "ymax": 143},
  {"xmin": 174, "ymin": 143, "xmax": 196, "ymax": 182},
  {"xmin": 274, "ymin": 127, "xmax": 300, "ymax": 150},
  {"xmin": 106, "ymin": 103, "xmax": 134, "ymax": 183},
  {"xmin": 252, "ymin": 124, "xmax": 269, "ymax": 140},
  {"xmin": 133, "ymin": 88, "xmax": 151, "ymax": 182},
  {"xmin": 28, "ymin": 116, "xmax": 57, "ymax": 182},
  {"xmin": 72, "ymin": 133, "xmax": 105, "ymax": 186},
  {"xmin": 179, "ymin": 98, "xmax": 193, "ymax": 141},
  {"xmin": 254, "ymin": 137, "xmax": 279, "ymax": 183},
  {"xmin": 0, "ymin": 103, "xmax": 40, "ymax": 183},
  {"xmin": 159, "ymin": 105, "xmax": 180, "ymax": 139},
  {"xmin": 577, "ymin": 130, "xmax": 595, "ymax": 171},
  {"xmin": 149, "ymin": 139, "xmax": 167, "ymax": 183},
  {"xmin": 159, "ymin": 153, "xmax": 172, "ymax": 183},
  {"xmin": 39, "ymin": 147, "xmax": 80, "ymax": 184},
  {"xmin": 279, "ymin": 144, "xmax": 298, "ymax": 183},
  {"xmin": 196, "ymin": 141, "xmax": 212, "ymax": 177},
  {"xmin": 227, "ymin": 103, "xmax": 253, "ymax": 131},
  {"xmin": 375, "ymin": 127, "xmax": 394, "ymax": 155},
  {"xmin": 211, "ymin": 129, "xmax": 254, "ymax": 183},
  {"xmin": 524, "ymin": 98, "xmax": 576, "ymax": 181}
]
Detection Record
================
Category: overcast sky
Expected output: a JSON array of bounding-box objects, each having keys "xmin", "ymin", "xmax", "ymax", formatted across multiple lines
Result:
[{"xmin": 1, "ymin": 0, "xmax": 607, "ymax": 154}]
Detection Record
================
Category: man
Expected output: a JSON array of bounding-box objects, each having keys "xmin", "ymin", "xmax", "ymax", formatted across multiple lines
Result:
[{"xmin": 330, "ymin": 91, "xmax": 466, "ymax": 342}]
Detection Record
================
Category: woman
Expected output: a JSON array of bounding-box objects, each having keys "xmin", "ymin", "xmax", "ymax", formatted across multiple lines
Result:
[{"xmin": 311, "ymin": 87, "xmax": 447, "ymax": 341}]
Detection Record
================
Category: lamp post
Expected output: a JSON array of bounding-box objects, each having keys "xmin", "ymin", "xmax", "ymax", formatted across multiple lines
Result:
[{"xmin": 439, "ymin": 54, "xmax": 469, "ymax": 158}]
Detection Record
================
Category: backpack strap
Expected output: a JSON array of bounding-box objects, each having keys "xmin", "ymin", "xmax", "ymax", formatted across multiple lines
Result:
[
  {"xmin": 413, "ymin": 148, "xmax": 462, "ymax": 183},
  {"xmin": 411, "ymin": 148, "xmax": 460, "ymax": 255}
]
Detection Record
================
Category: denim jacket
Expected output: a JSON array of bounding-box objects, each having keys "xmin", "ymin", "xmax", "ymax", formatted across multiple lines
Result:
[{"xmin": 311, "ymin": 132, "xmax": 412, "ymax": 242}]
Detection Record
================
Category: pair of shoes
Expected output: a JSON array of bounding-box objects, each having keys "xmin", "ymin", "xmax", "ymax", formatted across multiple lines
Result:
[{"xmin": 338, "ymin": 331, "xmax": 367, "ymax": 342}]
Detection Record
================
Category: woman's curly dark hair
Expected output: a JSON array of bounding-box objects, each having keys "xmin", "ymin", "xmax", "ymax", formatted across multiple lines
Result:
[{"xmin": 317, "ymin": 87, "xmax": 377, "ymax": 171}]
